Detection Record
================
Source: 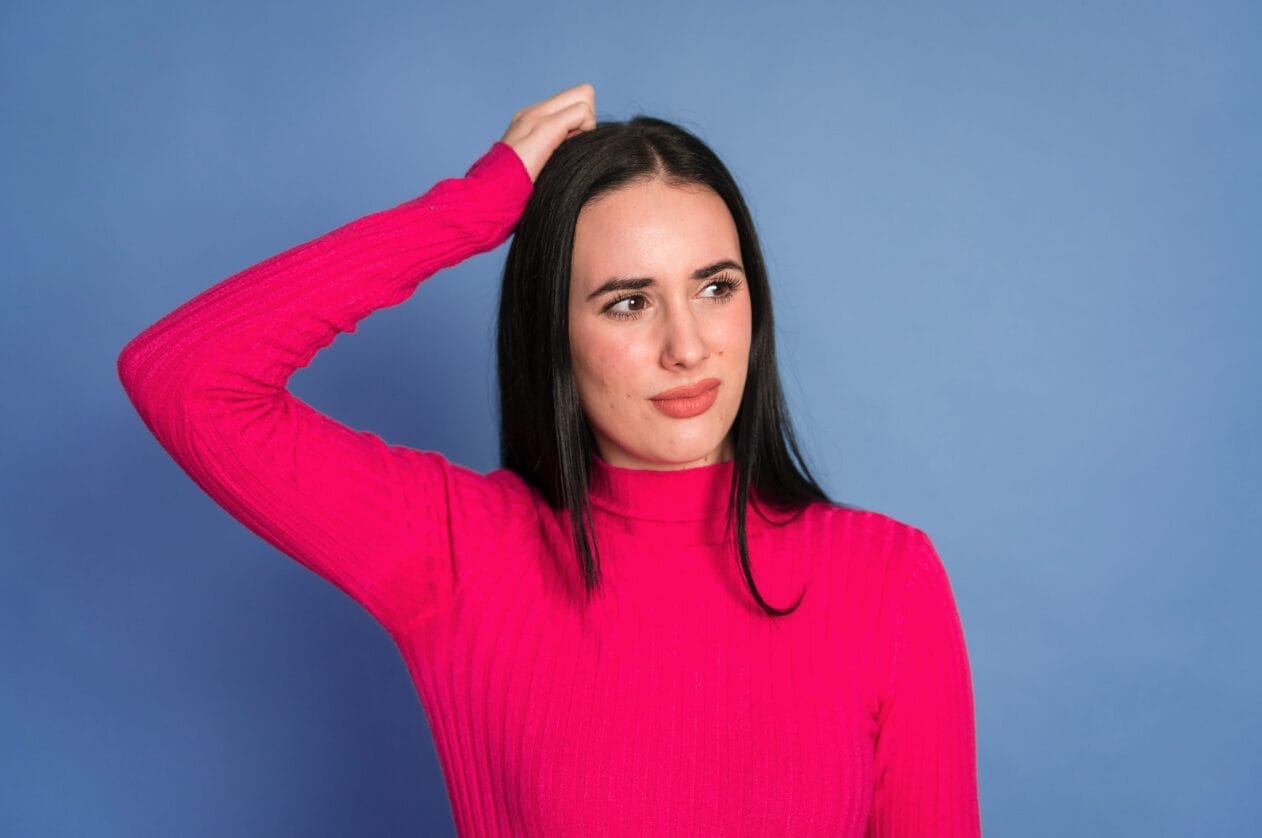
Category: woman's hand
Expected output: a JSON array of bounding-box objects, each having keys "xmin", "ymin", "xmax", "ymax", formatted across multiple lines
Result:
[{"xmin": 500, "ymin": 83, "xmax": 597, "ymax": 183}]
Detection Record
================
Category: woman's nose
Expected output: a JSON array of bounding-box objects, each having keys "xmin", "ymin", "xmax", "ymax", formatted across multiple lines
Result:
[{"xmin": 659, "ymin": 304, "xmax": 710, "ymax": 369}]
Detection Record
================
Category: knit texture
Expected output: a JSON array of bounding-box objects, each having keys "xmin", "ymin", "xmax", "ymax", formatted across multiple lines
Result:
[{"xmin": 117, "ymin": 140, "xmax": 981, "ymax": 836}]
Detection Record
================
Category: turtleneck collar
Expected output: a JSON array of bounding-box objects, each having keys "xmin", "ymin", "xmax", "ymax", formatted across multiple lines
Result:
[{"xmin": 586, "ymin": 450, "xmax": 736, "ymax": 522}]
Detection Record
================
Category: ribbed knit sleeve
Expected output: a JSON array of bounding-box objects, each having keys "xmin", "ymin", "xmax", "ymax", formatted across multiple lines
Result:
[
  {"xmin": 116, "ymin": 141, "xmax": 535, "ymax": 638},
  {"xmin": 869, "ymin": 528, "xmax": 981, "ymax": 836}
]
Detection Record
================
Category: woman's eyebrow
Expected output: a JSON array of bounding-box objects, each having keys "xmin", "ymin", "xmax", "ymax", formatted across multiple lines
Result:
[{"xmin": 585, "ymin": 260, "xmax": 744, "ymax": 301}]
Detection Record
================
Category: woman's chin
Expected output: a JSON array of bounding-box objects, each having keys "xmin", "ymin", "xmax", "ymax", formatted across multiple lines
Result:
[{"xmin": 601, "ymin": 436, "xmax": 731, "ymax": 471}]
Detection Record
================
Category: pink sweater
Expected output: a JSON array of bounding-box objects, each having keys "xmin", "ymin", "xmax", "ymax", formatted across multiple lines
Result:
[{"xmin": 117, "ymin": 140, "xmax": 980, "ymax": 836}]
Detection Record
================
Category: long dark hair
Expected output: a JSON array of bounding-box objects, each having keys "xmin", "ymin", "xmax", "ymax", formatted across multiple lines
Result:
[{"xmin": 496, "ymin": 115, "xmax": 837, "ymax": 617}]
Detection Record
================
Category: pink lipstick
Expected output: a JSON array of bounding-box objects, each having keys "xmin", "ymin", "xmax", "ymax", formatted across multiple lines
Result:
[{"xmin": 650, "ymin": 378, "xmax": 720, "ymax": 419}]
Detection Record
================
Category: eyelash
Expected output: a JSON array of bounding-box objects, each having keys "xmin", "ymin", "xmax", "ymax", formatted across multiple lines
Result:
[{"xmin": 601, "ymin": 275, "xmax": 744, "ymax": 321}]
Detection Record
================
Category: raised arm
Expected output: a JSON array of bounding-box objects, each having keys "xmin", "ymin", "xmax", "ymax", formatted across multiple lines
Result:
[
  {"xmin": 869, "ymin": 527, "xmax": 982, "ymax": 836},
  {"xmin": 117, "ymin": 84, "xmax": 598, "ymax": 638}
]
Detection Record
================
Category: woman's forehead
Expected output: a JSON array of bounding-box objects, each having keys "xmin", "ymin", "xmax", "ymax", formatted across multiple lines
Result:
[{"xmin": 572, "ymin": 180, "xmax": 739, "ymax": 281}]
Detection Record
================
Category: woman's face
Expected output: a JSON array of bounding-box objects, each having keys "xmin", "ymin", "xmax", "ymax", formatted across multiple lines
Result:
[{"xmin": 568, "ymin": 177, "xmax": 752, "ymax": 471}]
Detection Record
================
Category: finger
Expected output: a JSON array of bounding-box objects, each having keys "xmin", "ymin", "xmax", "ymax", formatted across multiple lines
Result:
[
  {"xmin": 527, "ymin": 82, "xmax": 595, "ymax": 120},
  {"xmin": 544, "ymin": 99, "xmax": 597, "ymax": 140}
]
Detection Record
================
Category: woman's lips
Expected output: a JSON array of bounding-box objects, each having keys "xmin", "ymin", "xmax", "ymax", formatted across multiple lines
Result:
[{"xmin": 650, "ymin": 378, "xmax": 720, "ymax": 419}]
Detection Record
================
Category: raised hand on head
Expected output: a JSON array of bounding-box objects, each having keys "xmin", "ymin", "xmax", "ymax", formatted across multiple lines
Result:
[{"xmin": 500, "ymin": 83, "xmax": 597, "ymax": 183}]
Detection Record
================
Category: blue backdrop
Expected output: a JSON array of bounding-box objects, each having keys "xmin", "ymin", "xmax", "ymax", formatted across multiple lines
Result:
[{"xmin": 3, "ymin": 1, "xmax": 1259, "ymax": 835}]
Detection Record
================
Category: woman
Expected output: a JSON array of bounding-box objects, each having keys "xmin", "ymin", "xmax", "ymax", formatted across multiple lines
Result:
[{"xmin": 119, "ymin": 83, "xmax": 980, "ymax": 835}]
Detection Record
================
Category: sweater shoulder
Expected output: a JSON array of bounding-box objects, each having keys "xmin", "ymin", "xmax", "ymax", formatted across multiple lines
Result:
[
  {"xmin": 765, "ymin": 500, "xmax": 938, "ymax": 584},
  {"xmin": 785, "ymin": 499, "xmax": 929, "ymax": 548},
  {"xmin": 437, "ymin": 458, "xmax": 550, "ymax": 530}
]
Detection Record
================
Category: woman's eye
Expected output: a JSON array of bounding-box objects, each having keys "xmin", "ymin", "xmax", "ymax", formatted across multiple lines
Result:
[
  {"xmin": 700, "ymin": 276, "xmax": 741, "ymax": 299},
  {"xmin": 605, "ymin": 295, "xmax": 647, "ymax": 319}
]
